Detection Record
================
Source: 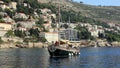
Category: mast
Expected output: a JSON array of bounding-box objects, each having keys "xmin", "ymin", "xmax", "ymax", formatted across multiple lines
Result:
[
  {"xmin": 68, "ymin": 16, "xmax": 71, "ymax": 41},
  {"xmin": 58, "ymin": 5, "xmax": 61, "ymax": 45}
]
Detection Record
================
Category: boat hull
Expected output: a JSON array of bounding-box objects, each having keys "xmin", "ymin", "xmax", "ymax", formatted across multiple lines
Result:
[
  {"xmin": 48, "ymin": 48, "xmax": 72, "ymax": 57},
  {"xmin": 48, "ymin": 46, "xmax": 80, "ymax": 57}
]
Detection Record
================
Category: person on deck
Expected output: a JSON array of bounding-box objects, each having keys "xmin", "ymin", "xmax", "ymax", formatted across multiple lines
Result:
[{"xmin": 55, "ymin": 41, "xmax": 59, "ymax": 46}]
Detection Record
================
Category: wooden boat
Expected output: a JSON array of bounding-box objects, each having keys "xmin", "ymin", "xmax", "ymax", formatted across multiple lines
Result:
[
  {"xmin": 48, "ymin": 41, "xmax": 80, "ymax": 57},
  {"xmin": 48, "ymin": 5, "xmax": 80, "ymax": 57}
]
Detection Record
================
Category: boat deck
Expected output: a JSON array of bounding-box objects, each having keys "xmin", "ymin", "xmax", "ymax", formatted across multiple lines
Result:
[{"xmin": 55, "ymin": 46, "xmax": 79, "ymax": 53}]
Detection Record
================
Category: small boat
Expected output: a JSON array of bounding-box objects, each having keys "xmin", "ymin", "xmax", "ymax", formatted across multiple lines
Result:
[{"xmin": 48, "ymin": 41, "xmax": 80, "ymax": 57}]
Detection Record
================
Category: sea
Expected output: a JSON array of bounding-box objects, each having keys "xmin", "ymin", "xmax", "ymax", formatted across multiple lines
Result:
[{"xmin": 0, "ymin": 47, "xmax": 120, "ymax": 68}]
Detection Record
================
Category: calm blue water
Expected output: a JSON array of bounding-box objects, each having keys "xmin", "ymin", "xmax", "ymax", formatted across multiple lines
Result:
[{"xmin": 0, "ymin": 47, "xmax": 120, "ymax": 68}]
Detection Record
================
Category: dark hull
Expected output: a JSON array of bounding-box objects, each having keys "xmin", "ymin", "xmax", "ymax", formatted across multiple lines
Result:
[
  {"xmin": 48, "ymin": 48, "xmax": 72, "ymax": 57},
  {"xmin": 48, "ymin": 46, "xmax": 80, "ymax": 57}
]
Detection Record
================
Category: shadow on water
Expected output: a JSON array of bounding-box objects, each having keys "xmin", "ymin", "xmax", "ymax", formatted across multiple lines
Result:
[{"xmin": 49, "ymin": 56, "xmax": 80, "ymax": 68}]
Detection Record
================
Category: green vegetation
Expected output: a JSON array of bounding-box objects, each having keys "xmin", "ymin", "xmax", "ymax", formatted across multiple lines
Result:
[
  {"xmin": 17, "ymin": 5, "xmax": 34, "ymax": 15},
  {"xmin": 14, "ymin": 30, "xmax": 26, "ymax": 38},
  {"xmin": 35, "ymin": 18, "xmax": 44, "ymax": 29},
  {"xmin": 0, "ymin": 8, "xmax": 2, "ymax": 12},
  {"xmin": 0, "ymin": 37, "xmax": 3, "ymax": 44},
  {"xmin": 3, "ymin": 0, "xmax": 11, "ymax": 3},
  {"xmin": 0, "ymin": 19, "xmax": 5, "ymax": 22},
  {"xmin": 4, "ymin": 8, "xmax": 15, "ymax": 18},
  {"xmin": 39, "ymin": 37, "xmax": 47, "ymax": 43},
  {"xmin": 0, "ymin": 15, "xmax": 2, "ymax": 19},
  {"xmin": 62, "ymin": 24, "xmax": 69, "ymax": 29},
  {"xmin": 105, "ymin": 31, "xmax": 120, "ymax": 42},
  {"xmin": 60, "ymin": 10, "xmax": 110, "ymax": 28},
  {"xmin": 72, "ymin": 3, "xmax": 120, "ymax": 23},
  {"xmin": 29, "ymin": 28, "xmax": 40, "ymax": 38},
  {"xmin": 14, "ymin": 18, "xmax": 26, "ymax": 22},
  {"xmin": 0, "ymin": 15, "xmax": 4, "ymax": 22},
  {"xmin": 51, "ymin": 23, "xmax": 56, "ymax": 28},
  {"xmin": 16, "ymin": 0, "xmax": 56, "ymax": 15},
  {"xmin": 5, "ymin": 30, "xmax": 15, "ymax": 37},
  {"xmin": 2, "ymin": 0, "xmax": 110, "ymax": 28},
  {"xmin": 75, "ymin": 25, "xmax": 94, "ymax": 40}
]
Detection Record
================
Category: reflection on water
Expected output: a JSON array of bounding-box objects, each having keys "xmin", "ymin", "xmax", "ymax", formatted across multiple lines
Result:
[
  {"xmin": 0, "ymin": 48, "xmax": 50, "ymax": 68},
  {"xmin": 0, "ymin": 47, "xmax": 120, "ymax": 68}
]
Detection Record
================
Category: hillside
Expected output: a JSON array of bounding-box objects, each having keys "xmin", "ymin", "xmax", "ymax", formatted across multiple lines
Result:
[
  {"xmin": 0, "ymin": 0, "xmax": 120, "ymax": 44},
  {"xmin": 38, "ymin": 0, "xmax": 120, "ymax": 24},
  {"xmin": 72, "ymin": 3, "xmax": 120, "ymax": 23}
]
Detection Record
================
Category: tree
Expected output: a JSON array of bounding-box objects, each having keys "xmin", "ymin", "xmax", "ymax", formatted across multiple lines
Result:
[
  {"xmin": 98, "ymin": 32, "xmax": 105, "ymax": 39},
  {"xmin": 63, "ymin": 24, "xmax": 68, "ymax": 29},
  {"xmin": 51, "ymin": 23, "xmax": 56, "ymax": 28},
  {"xmin": 39, "ymin": 37, "xmax": 47, "ymax": 43},
  {"xmin": 36, "ymin": 18, "xmax": 44, "ymax": 29},
  {"xmin": 80, "ymin": 29, "xmax": 91, "ymax": 39},
  {"xmin": 14, "ymin": 18, "xmax": 25, "ymax": 22},
  {"xmin": 29, "ymin": 28, "xmax": 40, "ymax": 38},
  {"xmin": 75, "ymin": 25, "xmax": 92, "ymax": 40},
  {"xmin": 14, "ymin": 30, "xmax": 26, "ymax": 38},
  {"xmin": 11, "ymin": 0, "xmax": 18, "ymax": 2},
  {"xmin": 5, "ymin": 30, "xmax": 15, "ymax": 37},
  {"xmin": 3, "ymin": 0, "xmax": 11, "ymax": 3},
  {"xmin": 4, "ymin": 8, "xmax": 15, "ymax": 18},
  {"xmin": 0, "ymin": 8, "xmax": 2, "ymax": 12},
  {"xmin": 17, "ymin": 5, "xmax": 34, "ymax": 15},
  {"xmin": 105, "ymin": 31, "xmax": 120, "ymax": 42},
  {"xmin": 0, "ymin": 15, "xmax": 2, "ymax": 19},
  {"xmin": 0, "ymin": 37, "xmax": 3, "ymax": 44},
  {"xmin": 0, "ymin": 19, "xmax": 5, "ymax": 22}
]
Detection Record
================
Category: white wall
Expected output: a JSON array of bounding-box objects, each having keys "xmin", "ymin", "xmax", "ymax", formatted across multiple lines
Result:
[
  {"xmin": 41, "ymin": 32, "xmax": 58, "ymax": 43},
  {"xmin": 0, "ymin": 23, "xmax": 12, "ymax": 37}
]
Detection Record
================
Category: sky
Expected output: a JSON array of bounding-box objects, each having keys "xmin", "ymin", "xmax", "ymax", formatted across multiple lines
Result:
[{"xmin": 73, "ymin": 0, "xmax": 120, "ymax": 6}]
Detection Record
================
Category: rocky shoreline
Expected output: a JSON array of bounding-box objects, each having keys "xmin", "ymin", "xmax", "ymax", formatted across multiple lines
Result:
[
  {"xmin": 0, "ymin": 41, "xmax": 120, "ymax": 48},
  {"xmin": 1, "ymin": 37, "xmax": 120, "ymax": 48},
  {"xmin": 0, "ymin": 42, "xmax": 48, "ymax": 48}
]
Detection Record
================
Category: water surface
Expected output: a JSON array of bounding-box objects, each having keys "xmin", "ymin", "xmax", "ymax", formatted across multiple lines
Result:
[{"xmin": 0, "ymin": 47, "xmax": 120, "ymax": 68}]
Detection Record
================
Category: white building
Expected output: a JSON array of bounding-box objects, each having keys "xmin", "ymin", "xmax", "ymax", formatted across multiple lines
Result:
[
  {"xmin": 9, "ymin": 2, "xmax": 17, "ymax": 10},
  {"xmin": 0, "ymin": 4, "xmax": 9, "ymax": 10},
  {"xmin": 2, "ymin": 16, "xmax": 15, "ymax": 23},
  {"xmin": 17, "ymin": 20, "xmax": 35, "ymax": 29},
  {"xmin": 0, "ymin": 23, "xmax": 12, "ymax": 37},
  {"xmin": 0, "ymin": 12, "xmax": 7, "ymax": 16},
  {"xmin": 90, "ymin": 30, "xmax": 99, "ymax": 37},
  {"xmin": 14, "ymin": 13, "xmax": 28, "ymax": 19},
  {"xmin": 60, "ymin": 28, "xmax": 78, "ymax": 41},
  {"xmin": 43, "ymin": 22, "xmax": 51, "ymax": 30},
  {"xmin": 40, "ymin": 32, "xmax": 58, "ymax": 43},
  {"xmin": 40, "ymin": 8, "xmax": 51, "ymax": 14}
]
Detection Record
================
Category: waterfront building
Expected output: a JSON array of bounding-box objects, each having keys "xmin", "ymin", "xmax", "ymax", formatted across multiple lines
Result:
[
  {"xmin": 0, "ymin": 23, "xmax": 12, "ymax": 37},
  {"xmin": 40, "ymin": 32, "xmax": 58, "ymax": 43},
  {"xmin": 60, "ymin": 28, "xmax": 78, "ymax": 41}
]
